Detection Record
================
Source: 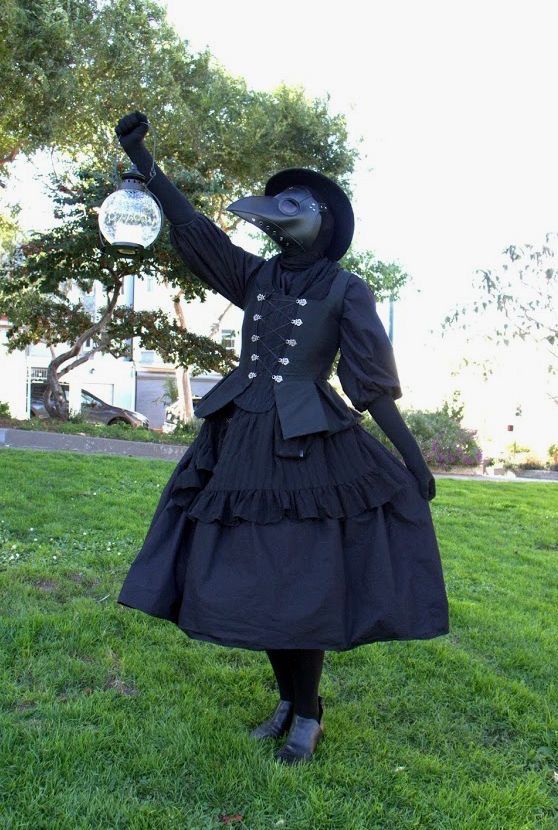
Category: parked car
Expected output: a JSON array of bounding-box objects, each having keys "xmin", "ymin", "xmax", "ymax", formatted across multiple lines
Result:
[{"xmin": 31, "ymin": 385, "xmax": 149, "ymax": 429}]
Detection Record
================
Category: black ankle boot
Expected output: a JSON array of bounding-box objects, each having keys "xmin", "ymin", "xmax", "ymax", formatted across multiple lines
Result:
[
  {"xmin": 249, "ymin": 698, "xmax": 294, "ymax": 740},
  {"xmin": 274, "ymin": 695, "xmax": 324, "ymax": 764}
]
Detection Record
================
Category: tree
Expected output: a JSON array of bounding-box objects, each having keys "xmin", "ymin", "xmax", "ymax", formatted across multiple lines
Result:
[
  {"xmin": 0, "ymin": 0, "xmax": 206, "ymax": 173},
  {"xmin": 0, "ymin": 167, "xmax": 235, "ymax": 419},
  {"xmin": 441, "ymin": 233, "xmax": 558, "ymax": 404}
]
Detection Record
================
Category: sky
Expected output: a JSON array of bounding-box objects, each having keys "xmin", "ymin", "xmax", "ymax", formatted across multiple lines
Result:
[{"xmin": 4, "ymin": 0, "xmax": 557, "ymax": 449}]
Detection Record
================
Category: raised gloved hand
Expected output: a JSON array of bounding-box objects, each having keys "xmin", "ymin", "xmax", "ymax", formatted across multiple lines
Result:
[
  {"xmin": 112, "ymin": 110, "xmax": 195, "ymax": 226},
  {"xmin": 115, "ymin": 110, "xmax": 150, "ymax": 156}
]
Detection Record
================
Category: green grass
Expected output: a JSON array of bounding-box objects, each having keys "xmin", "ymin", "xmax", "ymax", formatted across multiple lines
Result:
[{"xmin": 0, "ymin": 448, "xmax": 557, "ymax": 830}]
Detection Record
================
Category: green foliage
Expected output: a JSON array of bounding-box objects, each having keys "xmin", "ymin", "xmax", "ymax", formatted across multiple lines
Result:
[
  {"xmin": 0, "ymin": 165, "xmax": 236, "ymax": 372},
  {"xmin": 0, "ymin": 401, "xmax": 11, "ymax": 417},
  {"xmin": 440, "ymin": 389, "xmax": 466, "ymax": 423},
  {"xmin": 0, "ymin": 0, "xmax": 198, "ymax": 171},
  {"xmin": 0, "ymin": 0, "xmax": 358, "ymax": 183},
  {"xmin": 363, "ymin": 393, "xmax": 483, "ymax": 469},
  {"xmin": 516, "ymin": 456, "xmax": 546, "ymax": 470},
  {"xmin": 167, "ymin": 414, "xmax": 204, "ymax": 440},
  {"xmin": 340, "ymin": 249, "xmax": 408, "ymax": 301},
  {"xmin": 0, "ymin": 204, "xmax": 20, "ymax": 256},
  {"xmin": 162, "ymin": 375, "xmax": 179, "ymax": 406}
]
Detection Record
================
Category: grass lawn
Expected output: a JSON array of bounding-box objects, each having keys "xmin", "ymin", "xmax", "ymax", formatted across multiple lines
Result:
[{"xmin": 0, "ymin": 448, "xmax": 557, "ymax": 830}]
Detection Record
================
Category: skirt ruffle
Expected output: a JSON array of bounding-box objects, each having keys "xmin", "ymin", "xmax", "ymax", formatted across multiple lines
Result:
[
  {"xmin": 164, "ymin": 402, "xmax": 416, "ymax": 526},
  {"xmin": 117, "ymin": 400, "xmax": 450, "ymax": 650}
]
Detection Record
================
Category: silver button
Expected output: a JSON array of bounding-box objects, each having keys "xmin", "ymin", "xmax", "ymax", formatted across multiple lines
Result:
[
  {"xmin": 253, "ymin": 313, "xmax": 262, "ymax": 320},
  {"xmin": 296, "ymin": 298, "xmax": 307, "ymax": 305},
  {"xmin": 251, "ymin": 353, "xmax": 259, "ymax": 361},
  {"xmin": 248, "ymin": 371, "xmax": 257, "ymax": 378},
  {"xmin": 291, "ymin": 318, "xmax": 303, "ymax": 326},
  {"xmin": 272, "ymin": 375, "xmax": 283, "ymax": 383},
  {"xmin": 278, "ymin": 357, "xmax": 289, "ymax": 365},
  {"xmin": 257, "ymin": 293, "xmax": 266, "ymax": 301},
  {"xmin": 251, "ymin": 334, "xmax": 260, "ymax": 341},
  {"xmin": 286, "ymin": 338, "xmax": 297, "ymax": 346}
]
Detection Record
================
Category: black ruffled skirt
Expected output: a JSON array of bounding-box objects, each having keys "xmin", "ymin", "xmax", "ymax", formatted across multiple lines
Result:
[{"xmin": 117, "ymin": 402, "xmax": 450, "ymax": 651}]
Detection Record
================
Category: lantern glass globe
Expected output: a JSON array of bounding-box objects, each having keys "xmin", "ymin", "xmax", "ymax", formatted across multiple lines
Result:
[{"xmin": 98, "ymin": 189, "xmax": 162, "ymax": 251}]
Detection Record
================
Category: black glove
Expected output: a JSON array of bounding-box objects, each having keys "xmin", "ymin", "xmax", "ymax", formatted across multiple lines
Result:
[
  {"xmin": 115, "ymin": 110, "xmax": 150, "ymax": 155},
  {"xmin": 405, "ymin": 461, "xmax": 436, "ymax": 501},
  {"xmin": 367, "ymin": 394, "xmax": 436, "ymax": 501},
  {"xmin": 113, "ymin": 110, "xmax": 196, "ymax": 226}
]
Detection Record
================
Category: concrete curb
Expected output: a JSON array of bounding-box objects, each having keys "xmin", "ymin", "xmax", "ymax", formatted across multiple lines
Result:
[{"xmin": 0, "ymin": 427, "xmax": 188, "ymax": 462}]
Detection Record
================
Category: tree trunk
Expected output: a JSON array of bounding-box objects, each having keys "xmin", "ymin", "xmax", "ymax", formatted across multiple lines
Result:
[
  {"xmin": 43, "ymin": 283, "xmax": 121, "ymax": 419},
  {"xmin": 168, "ymin": 286, "xmax": 194, "ymax": 421},
  {"xmin": 176, "ymin": 365, "xmax": 194, "ymax": 421},
  {"xmin": 44, "ymin": 362, "xmax": 70, "ymax": 420}
]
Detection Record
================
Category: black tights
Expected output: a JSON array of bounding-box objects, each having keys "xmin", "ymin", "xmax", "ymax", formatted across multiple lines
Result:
[{"xmin": 265, "ymin": 649, "xmax": 324, "ymax": 721}]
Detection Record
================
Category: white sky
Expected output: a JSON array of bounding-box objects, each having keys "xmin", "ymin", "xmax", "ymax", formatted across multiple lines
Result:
[{"xmin": 5, "ymin": 0, "xmax": 557, "ymax": 449}]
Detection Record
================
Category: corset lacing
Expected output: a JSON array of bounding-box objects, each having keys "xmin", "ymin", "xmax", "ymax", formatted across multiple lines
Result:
[{"xmin": 248, "ymin": 291, "xmax": 308, "ymax": 383}]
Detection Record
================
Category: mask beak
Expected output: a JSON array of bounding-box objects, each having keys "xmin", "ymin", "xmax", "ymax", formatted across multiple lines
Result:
[
  {"xmin": 226, "ymin": 195, "xmax": 304, "ymax": 249},
  {"xmin": 226, "ymin": 195, "xmax": 274, "ymax": 222}
]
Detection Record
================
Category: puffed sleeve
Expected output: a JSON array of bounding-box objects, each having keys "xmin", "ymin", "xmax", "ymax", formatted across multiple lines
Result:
[
  {"xmin": 169, "ymin": 212, "xmax": 266, "ymax": 309},
  {"xmin": 336, "ymin": 274, "xmax": 402, "ymax": 410}
]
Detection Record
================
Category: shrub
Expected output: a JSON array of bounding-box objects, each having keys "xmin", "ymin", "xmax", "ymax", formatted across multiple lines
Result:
[
  {"xmin": 0, "ymin": 401, "xmax": 11, "ymax": 417},
  {"xmin": 517, "ymin": 456, "xmax": 545, "ymax": 470},
  {"xmin": 362, "ymin": 400, "xmax": 483, "ymax": 470},
  {"xmin": 170, "ymin": 415, "xmax": 204, "ymax": 440}
]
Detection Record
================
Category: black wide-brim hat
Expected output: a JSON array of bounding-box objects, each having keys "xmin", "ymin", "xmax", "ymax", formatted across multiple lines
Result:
[{"xmin": 264, "ymin": 167, "xmax": 354, "ymax": 261}]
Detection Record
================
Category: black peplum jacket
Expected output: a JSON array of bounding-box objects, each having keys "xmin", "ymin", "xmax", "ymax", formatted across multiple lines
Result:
[{"xmin": 169, "ymin": 211, "xmax": 403, "ymax": 450}]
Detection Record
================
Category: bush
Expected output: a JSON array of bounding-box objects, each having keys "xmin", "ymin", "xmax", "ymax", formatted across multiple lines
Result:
[
  {"xmin": 516, "ymin": 455, "xmax": 545, "ymax": 470},
  {"xmin": 169, "ymin": 415, "xmax": 204, "ymax": 441},
  {"xmin": 362, "ymin": 398, "xmax": 483, "ymax": 470},
  {"xmin": 0, "ymin": 401, "xmax": 11, "ymax": 417}
]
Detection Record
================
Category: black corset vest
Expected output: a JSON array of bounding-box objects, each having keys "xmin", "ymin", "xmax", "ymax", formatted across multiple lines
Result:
[{"xmin": 193, "ymin": 261, "xmax": 364, "ymax": 441}]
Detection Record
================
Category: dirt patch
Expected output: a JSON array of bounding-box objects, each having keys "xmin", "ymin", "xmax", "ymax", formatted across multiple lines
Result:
[
  {"xmin": 67, "ymin": 572, "xmax": 101, "ymax": 587},
  {"xmin": 12, "ymin": 700, "xmax": 36, "ymax": 712},
  {"xmin": 104, "ymin": 675, "xmax": 139, "ymax": 696},
  {"xmin": 57, "ymin": 686, "xmax": 95, "ymax": 702},
  {"xmin": 33, "ymin": 579, "xmax": 57, "ymax": 592}
]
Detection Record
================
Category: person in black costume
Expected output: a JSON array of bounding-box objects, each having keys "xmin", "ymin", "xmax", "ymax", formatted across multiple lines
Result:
[{"xmin": 114, "ymin": 111, "xmax": 449, "ymax": 765}]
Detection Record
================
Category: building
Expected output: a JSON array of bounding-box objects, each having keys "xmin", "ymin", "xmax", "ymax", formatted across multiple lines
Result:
[{"xmin": 0, "ymin": 270, "xmax": 243, "ymax": 428}]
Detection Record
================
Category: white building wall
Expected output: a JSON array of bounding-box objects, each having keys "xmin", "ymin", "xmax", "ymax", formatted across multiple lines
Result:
[{"xmin": 0, "ymin": 326, "xmax": 28, "ymax": 419}]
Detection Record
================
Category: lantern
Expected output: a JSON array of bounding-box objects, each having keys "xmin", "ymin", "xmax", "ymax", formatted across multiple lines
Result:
[{"xmin": 98, "ymin": 163, "xmax": 163, "ymax": 259}]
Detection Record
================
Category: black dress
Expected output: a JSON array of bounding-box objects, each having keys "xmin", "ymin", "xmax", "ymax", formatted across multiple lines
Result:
[{"xmin": 117, "ymin": 213, "xmax": 450, "ymax": 651}]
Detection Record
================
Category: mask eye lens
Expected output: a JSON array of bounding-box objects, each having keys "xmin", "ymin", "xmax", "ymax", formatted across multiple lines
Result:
[{"xmin": 278, "ymin": 197, "xmax": 299, "ymax": 215}]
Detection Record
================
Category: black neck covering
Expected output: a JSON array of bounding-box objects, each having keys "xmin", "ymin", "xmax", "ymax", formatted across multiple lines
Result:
[{"xmin": 271, "ymin": 192, "xmax": 341, "ymax": 299}]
